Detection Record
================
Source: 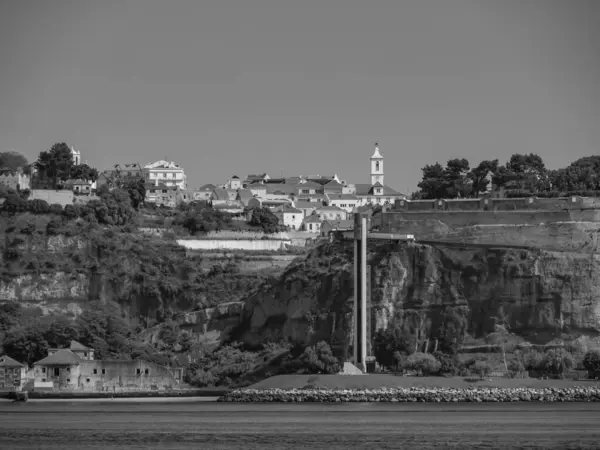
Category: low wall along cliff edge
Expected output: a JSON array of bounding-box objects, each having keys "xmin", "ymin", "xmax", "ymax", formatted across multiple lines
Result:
[{"xmin": 177, "ymin": 239, "xmax": 288, "ymax": 251}]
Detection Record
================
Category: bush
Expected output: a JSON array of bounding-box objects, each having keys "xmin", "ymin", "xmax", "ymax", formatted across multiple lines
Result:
[
  {"xmin": 507, "ymin": 358, "xmax": 525, "ymax": 373},
  {"xmin": 404, "ymin": 352, "xmax": 440, "ymax": 376},
  {"xmin": 583, "ymin": 350, "xmax": 600, "ymax": 375},
  {"xmin": 49, "ymin": 203, "xmax": 64, "ymax": 215},
  {"xmin": 432, "ymin": 351, "xmax": 459, "ymax": 376},
  {"xmin": 471, "ymin": 361, "xmax": 492, "ymax": 379},
  {"xmin": 28, "ymin": 199, "xmax": 50, "ymax": 214},
  {"xmin": 543, "ymin": 348, "xmax": 574, "ymax": 378}
]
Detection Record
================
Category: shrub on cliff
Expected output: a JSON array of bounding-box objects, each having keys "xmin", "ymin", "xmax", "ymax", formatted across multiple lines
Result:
[{"xmin": 404, "ymin": 352, "xmax": 441, "ymax": 376}]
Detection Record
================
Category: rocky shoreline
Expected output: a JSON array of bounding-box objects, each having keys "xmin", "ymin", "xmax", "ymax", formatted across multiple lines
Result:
[{"xmin": 218, "ymin": 387, "xmax": 600, "ymax": 403}]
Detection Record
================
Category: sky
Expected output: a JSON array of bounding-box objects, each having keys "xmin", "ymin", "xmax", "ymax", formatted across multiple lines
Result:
[{"xmin": 1, "ymin": 0, "xmax": 599, "ymax": 192}]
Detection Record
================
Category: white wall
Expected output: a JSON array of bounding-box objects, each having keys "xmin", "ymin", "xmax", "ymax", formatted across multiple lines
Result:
[{"xmin": 177, "ymin": 239, "xmax": 288, "ymax": 251}]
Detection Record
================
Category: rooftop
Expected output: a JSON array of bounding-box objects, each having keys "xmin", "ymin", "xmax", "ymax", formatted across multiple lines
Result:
[
  {"xmin": 70, "ymin": 340, "xmax": 91, "ymax": 351},
  {"xmin": 0, "ymin": 355, "xmax": 25, "ymax": 368},
  {"xmin": 35, "ymin": 349, "xmax": 82, "ymax": 366}
]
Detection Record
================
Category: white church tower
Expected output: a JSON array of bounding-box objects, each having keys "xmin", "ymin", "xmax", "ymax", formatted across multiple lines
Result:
[
  {"xmin": 370, "ymin": 142, "xmax": 384, "ymax": 186},
  {"xmin": 70, "ymin": 146, "xmax": 81, "ymax": 165}
]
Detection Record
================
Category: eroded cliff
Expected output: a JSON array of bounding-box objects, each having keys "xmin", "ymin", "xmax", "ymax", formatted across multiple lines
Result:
[{"xmin": 235, "ymin": 240, "xmax": 600, "ymax": 353}]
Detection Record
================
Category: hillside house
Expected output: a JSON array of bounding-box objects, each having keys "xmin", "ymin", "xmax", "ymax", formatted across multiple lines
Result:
[
  {"xmin": 0, "ymin": 168, "xmax": 31, "ymax": 191},
  {"xmin": 315, "ymin": 205, "xmax": 348, "ymax": 221},
  {"xmin": 248, "ymin": 184, "xmax": 267, "ymax": 197},
  {"xmin": 323, "ymin": 179, "xmax": 344, "ymax": 195},
  {"xmin": 302, "ymin": 215, "xmax": 322, "ymax": 233},
  {"xmin": 244, "ymin": 173, "xmax": 270, "ymax": 185},
  {"xmin": 0, "ymin": 356, "xmax": 27, "ymax": 391},
  {"xmin": 326, "ymin": 193, "xmax": 360, "ymax": 213},
  {"xmin": 273, "ymin": 204, "xmax": 303, "ymax": 230},
  {"xmin": 32, "ymin": 341, "xmax": 182, "ymax": 392},
  {"xmin": 212, "ymin": 188, "xmax": 242, "ymax": 207},
  {"xmin": 97, "ymin": 163, "xmax": 146, "ymax": 190},
  {"xmin": 321, "ymin": 219, "xmax": 354, "ymax": 237},
  {"xmin": 226, "ymin": 175, "xmax": 242, "ymax": 190},
  {"xmin": 296, "ymin": 181, "xmax": 324, "ymax": 196},
  {"xmin": 48, "ymin": 341, "xmax": 95, "ymax": 360},
  {"xmin": 293, "ymin": 200, "xmax": 318, "ymax": 217},
  {"xmin": 192, "ymin": 184, "xmax": 216, "ymax": 202},
  {"xmin": 144, "ymin": 160, "xmax": 187, "ymax": 190}
]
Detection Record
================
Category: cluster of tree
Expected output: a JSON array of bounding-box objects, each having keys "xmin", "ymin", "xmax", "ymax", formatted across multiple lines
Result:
[
  {"xmin": 173, "ymin": 205, "xmax": 235, "ymax": 234},
  {"xmin": 248, "ymin": 207, "xmax": 281, "ymax": 233},
  {"xmin": 0, "ymin": 302, "xmax": 143, "ymax": 365},
  {"xmin": 34, "ymin": 143, "xmax": 98, "ymax": 189},
  {"xmin": 186, "ymin": 340, "xmax": 341, "ymax": 388},
  {"xmin": 2, "ymin": 188, "xmax": 137, "ymax": 226},
  {"xmin": 374, "ymin": 307, "xmax": 468, "ymax": 370},
  {"xmin": 0, "ymin": 151, "xmax": 31, "ymax": 174},
  {"xmin": 414, "ymin": 153, "xmax": 600, "ymax": 199}
]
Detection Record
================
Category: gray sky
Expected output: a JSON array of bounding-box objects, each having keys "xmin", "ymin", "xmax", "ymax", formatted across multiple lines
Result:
[{"xmin": 1, "ymin": 0, "xmax": 599, "ymax": 192}]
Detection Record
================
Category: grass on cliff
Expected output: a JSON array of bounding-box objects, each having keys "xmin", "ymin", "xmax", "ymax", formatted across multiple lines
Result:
[{"xmin": 248, "ymin": 374, "xmax": 600, "ymax": 390}]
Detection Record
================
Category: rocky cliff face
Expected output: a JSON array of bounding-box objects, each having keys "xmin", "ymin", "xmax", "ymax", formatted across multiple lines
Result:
[
  {"xmin": 234, "ymin": 240, "xmax": 600, "ymax": 353},
  {"xmin": 5, "ymin": 227, "xmax": 600, "ymax": 352}
]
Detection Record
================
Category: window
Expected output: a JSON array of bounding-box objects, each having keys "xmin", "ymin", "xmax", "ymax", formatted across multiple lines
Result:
[
  {"xmin": 67, "ymin": 367, "xmax": 70, "ymax": 373},
  {"xmin": 67, "ymin": 378, "xmax": 71, "ymax": 382},
  {"xmin": 302, "ymin": 190, "xmax": 309, "ymax": 194},
  {"xmin": 309, "ymin": 224, "xmax": 313, "ymax": 230},
  {"xmin": 93, "ymin": 369, "xmax": 97, "ymax": 375},
  {"xmin": 101, "ymin": 369, "xmax": 106, "ymax": 375},
  {"xmin": 86, "ymin": 378, "xmax": 90, "ymax": 383},
  {"xmin": 292, "ymin": 215, "xmax": 295, "ymax": 219},
  {"xmin": 42, "ymin": 378, "xmax": 46, "ymax": 382},
  {"xmin": 42, "ymin": 368, "xmax": 46, "ymax": 373},
  {"xmin": 376, "ymin": 161, "xmax": 380, "ymax": 171},
  {"xmin": 53, "ymin": 367, "xmax": 60, "ymax": 376},
  {"xmin": 144, "ymin": 369, "xmax": 149, "ymax": 375},
  {"xmin": 136, "ymin": 368, "xmax": 141, "ymax": 375},
  {"xmin": 84, "ymin": 352, "xmax": 87, "ymax": 357}
]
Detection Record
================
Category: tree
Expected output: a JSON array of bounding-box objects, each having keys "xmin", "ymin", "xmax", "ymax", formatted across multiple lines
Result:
[
  {"xmin": 467, "ymin": 159, "xmax": 499, "ymax": 195},
  {"xmin": 438, "ymin": 307, "xmax": 467, "ymax": 355},
  {"xmin": 543, "ymin": 348, "xmax": 574, "ymax": 377},
  {"xmin": 443, "ymin": 158, "xmax": 471, "ymax": 198},
  {"xmin": 0, "ymin": 151, "xmax": 28, "ymax": 171},
  {"xmin": 35, "ymin": 143, "xmax": 75, "ymax": 188},
  {"xmin": 69, "ymin": 163, "xmax": 99, "ymax": 182},
  {"xmin": 2, "ymin": 193, "xmax": 27, "ymax": 214},
  {"xmin": 123, "ymin": 178, "xmax": 146, "ymax": 209},
  {"xmin": 582, "ymin": 350, "xmax": 600, "ymax": 376},
  {"xmin": 249, "ymin": 207, "xmax": 280, "ymax": 233},
  {"xmin": 416, "ymin": 163, "xmax": 445, "ymax": 199},
  {"xmin": 295, "ymin": 341, "xmax": 341, "ymax": 374},
  {"xmin": 404, "ymin": 352, "xmax": 440, "ymax": 376}
]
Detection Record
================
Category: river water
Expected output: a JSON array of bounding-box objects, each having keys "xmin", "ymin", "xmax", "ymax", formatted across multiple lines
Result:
[{"xmin": 1, "ymin": 399, "xmax": 599, "ymax": 449}]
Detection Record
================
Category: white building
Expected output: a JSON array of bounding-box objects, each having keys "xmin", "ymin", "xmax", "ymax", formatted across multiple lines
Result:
[
  {"xmin": 144, "ymin": 160, "xmax": 187, "ymax": 189},
  {"xmin": 325, "ymin": 193, "xmax": 361, "ymax": 213},
  {"xmin": 273, "ymin": 204, "xmax": 304, "ymax": 230},
  {"xmin": 354, "ymin": 143, "xmax": 407, "ymax": 206}
]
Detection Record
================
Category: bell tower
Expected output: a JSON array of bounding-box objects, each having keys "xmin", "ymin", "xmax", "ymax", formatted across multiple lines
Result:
[{"xmin": 370, "ymin": 143, "xmax": 383, "ymax": 185}]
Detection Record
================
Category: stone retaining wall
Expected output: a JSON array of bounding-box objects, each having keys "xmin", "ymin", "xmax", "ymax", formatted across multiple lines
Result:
[{"xmin": 219, "ymin": 387, "xmax": 600, "ymax": 403}]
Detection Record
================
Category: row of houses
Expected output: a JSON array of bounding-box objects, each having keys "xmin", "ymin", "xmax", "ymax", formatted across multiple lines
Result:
[{"xmin": 0, "ymin": 341, "xmax": 183, "ymax": 393}]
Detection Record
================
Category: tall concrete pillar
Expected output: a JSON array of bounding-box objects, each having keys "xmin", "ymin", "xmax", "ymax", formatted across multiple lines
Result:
[{"xmin": 353, "ymin": 213, "xmax": 368, "ymax": 372}]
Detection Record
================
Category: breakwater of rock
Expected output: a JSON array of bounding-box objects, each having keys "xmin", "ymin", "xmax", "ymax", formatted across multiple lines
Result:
[{"xmin": 218, "ymin": 387, "xmax": 600, "ymax": 403}]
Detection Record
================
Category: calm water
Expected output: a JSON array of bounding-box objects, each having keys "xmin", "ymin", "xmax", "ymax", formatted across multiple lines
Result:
[{"xmin": 1, "ymin": 399, "xmax": 599, "ymax": 449}]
